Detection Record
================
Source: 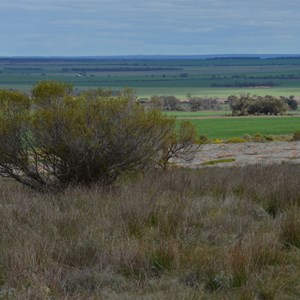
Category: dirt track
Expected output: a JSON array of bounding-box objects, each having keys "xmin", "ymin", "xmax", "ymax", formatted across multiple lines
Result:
[{"xmin": 179, "ymin": 141, "xmax": 300, "ymax": 168}]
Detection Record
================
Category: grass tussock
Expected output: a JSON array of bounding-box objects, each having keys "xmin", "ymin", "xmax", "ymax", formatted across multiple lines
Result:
[
  {"xmin": 202, "ymin": 158, "xmax": 235, "ymax": 165},
  {"xmin": 0, "ymin": 164, "xmax": 300, "ymax": 298}
]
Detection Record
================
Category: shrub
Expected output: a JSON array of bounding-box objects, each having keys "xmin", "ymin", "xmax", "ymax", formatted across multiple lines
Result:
[
  {"xmin": 199, "ymin": 134, "xmax": 209, "ymax": 144},
  {"xmin": 242, "ymin": 134, "xmax": 252, "ymax": 142},
  {"xmin": 225, "ymin": 137, "xmax": 247, "ymax": 143},
  {"xmin": 253, "ymin": 133, "xmax": 266, "ymax": 142},
  {"xmin": 292, "ymin": 131, "xmax": 300, "ymax": 141},
  {"xmin": 0, "ymin": 81, "xmax": 189, "ymax": 190},
  {"xmin": 212, "ymin": 138, "xmax": 223, "ymax": 144},
  {"xmin": 157, "ymin": 120, "xmax": 198, "ymax": 170},
  {"xmin": 264, "ymin": 135, "xmax": 274, "ymax": 141}
]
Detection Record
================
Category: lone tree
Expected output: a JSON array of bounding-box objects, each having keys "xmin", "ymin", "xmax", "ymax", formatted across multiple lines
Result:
[
  {"xmin": 0, "ymin": 81, "xmax": 197, "ymax": 190},
  {"xmin": 280, "ymin": 95, "xmax": 298, "ymax": 111}
]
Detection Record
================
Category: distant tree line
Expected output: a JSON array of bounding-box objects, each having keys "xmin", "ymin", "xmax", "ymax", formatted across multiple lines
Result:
[
  {"xmin": 211, "ymin": 81, "xmax": 278, "ymax": 88},
  {"xmin": 140, "ymin": 95, "xmax": 220, "ymax": 111},
  {"xmin": 61, "ymin": 67, "xmax": 181, "ymax": 72},
  {"xmin": 225, "ymin": 94, "xmax": 297, "ymax": 116},
  {"xmin": 230, "ymin": 74, "xmax": 300, "ymax": 80},
  {"xmin": 188, "ymin": 97, "xmax": 220, "ymax": 111}
]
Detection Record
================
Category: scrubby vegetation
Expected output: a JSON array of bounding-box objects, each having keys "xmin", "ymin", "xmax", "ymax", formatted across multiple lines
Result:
[
  {"xmin": 0, "ymin": 81, "xmax": 197, "ymax": 190},
  {"xmin": 1, "ymin": 79, "xmax": 300, "ymax": 299},
  {"xmin": 1, "ymin": 164, "xmax": 300, "ymax": 298}
]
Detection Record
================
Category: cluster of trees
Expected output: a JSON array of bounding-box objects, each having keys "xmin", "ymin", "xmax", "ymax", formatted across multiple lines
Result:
[
  {"xmin": 226, "ymin": 94, "xmax": 297, "ymax": 116},
  {"xmin": 147, "ymin": 95, "xmax": 220, "ymax": 111},
  {"xmin": 150, "ymin": 95, "xmax": 179, "ymax": 111},
  {"xmin": 230, "ymin": 74, "xmax": 300, "ymax": 79},
  {"xmin": 188, "ymin": 97, "xmax": 220, "ymax": 111},
  {"xmin": 0, "ymin": 82, "xmax": 197, "ymax": 191}
]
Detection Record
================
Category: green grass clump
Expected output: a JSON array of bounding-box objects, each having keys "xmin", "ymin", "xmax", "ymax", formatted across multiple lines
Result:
[{"xmin": 225, "ymin": 137, "xmax": 247, "ymax": 143}]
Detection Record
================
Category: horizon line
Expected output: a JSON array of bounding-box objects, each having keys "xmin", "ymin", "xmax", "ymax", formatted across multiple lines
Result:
[{"xmin": 1, "ymin": 54, "xmax": 300, "ymax": 59}]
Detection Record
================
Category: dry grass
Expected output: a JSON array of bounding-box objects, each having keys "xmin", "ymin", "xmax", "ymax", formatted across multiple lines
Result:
[{"xmin": 1, "ymin": 164, "xmax": 300, "ymax": 299}]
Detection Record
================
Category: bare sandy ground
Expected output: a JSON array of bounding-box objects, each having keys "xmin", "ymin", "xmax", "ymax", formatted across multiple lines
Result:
[{"xmin": 179, "ymin": 141, "xmax": 300, "ymax": 168}]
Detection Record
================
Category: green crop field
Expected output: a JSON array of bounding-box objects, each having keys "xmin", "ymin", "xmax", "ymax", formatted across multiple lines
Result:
[
  {"xmin": 2, "ymin": 56, "xmax": 300, "ymax": 98},
  {"xmin": 176, "ymin": 116, "xmax": 300, "ymax": 139},
  {"xmin": 166, "ymin": 107, "xmax": 300, "ymax": 119}
]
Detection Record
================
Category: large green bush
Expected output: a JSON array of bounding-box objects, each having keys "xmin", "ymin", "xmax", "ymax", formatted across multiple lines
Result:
[
  {"xmin": 0, "ymin": 82, "xmax": 194, "ymax": 190},
  {"xmin": 226, "ymin": 94, "xmax": 289, "ymax": 116}
]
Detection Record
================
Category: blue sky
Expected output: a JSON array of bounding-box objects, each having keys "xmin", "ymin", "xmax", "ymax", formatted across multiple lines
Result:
[{"xmin": 1, "ymin": 0, "xmax": 300, "ymax": 56}]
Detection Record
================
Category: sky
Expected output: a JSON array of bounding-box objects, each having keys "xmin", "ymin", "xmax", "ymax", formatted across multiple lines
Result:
[{"xmin": 1, "ymin": 0, "xmax": 300, "ymax": 56}]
